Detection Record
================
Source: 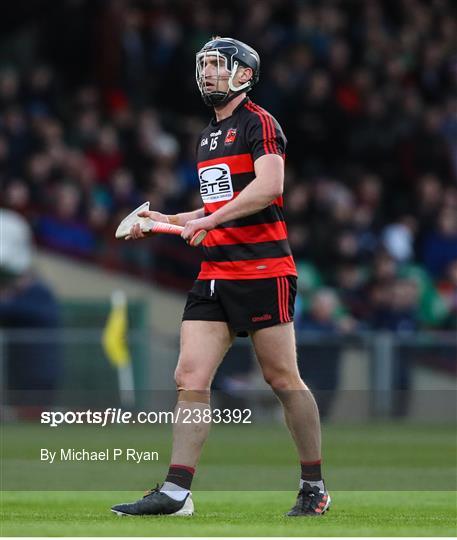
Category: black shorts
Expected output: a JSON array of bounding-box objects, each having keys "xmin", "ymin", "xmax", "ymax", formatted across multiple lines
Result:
[{"xmin": 182, "ymin": 276, "xmax": 297, "ymax": 337}]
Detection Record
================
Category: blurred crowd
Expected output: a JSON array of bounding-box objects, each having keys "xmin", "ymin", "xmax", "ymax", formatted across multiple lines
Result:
[{"xmin": 1, "ymin": 0, "xmax": 456, "ymax": 331}]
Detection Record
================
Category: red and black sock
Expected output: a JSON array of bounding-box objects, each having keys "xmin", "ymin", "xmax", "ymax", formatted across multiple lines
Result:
[
  {"xmin": 300, "ymin": 459, "xmax": 322, "ymax": 482},
  {"xmin": 165, "ymin": 464, "xmax": 195, "ymax": 490}
]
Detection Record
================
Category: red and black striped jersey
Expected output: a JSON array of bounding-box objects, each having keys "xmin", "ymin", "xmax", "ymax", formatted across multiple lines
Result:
[{"xmin": 196, "ymin": 97, "xmax": 297, "ymax": 280}]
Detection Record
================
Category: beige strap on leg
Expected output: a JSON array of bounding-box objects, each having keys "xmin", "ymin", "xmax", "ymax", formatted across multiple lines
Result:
[{"xmin": 178, "ymin": 389, "xmax": 210, "ymax": 404}]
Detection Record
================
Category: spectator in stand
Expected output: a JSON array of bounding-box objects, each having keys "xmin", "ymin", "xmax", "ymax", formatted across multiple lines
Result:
[
  {"xmin": 291, "ymin": 70, "xmax": 343, "ymax": 174},
  {"xmin": 436, "ymin": 260, "xmax": 457, "ymax": 330},
  {"xmin": 296, "ymin": 289, "xmax": 356, "ymax": 418},
  {"xmin": 3, "ymin": 179, "xmax": 33, "ymax": 220},
  {"xmin": 413, "ymin": 174, "xmax": 444, "ymax": 252},
  {"xmin": 370, "ymin": 278, "xmax": 419, "ymax": 334},
  {"xmin": 369, "ymin": 278, "xmax": 420, "ymax": 417},
  {"xmin": 371, "ymin": 250, "xmax": 398, "ymax": 284},
  {"xmin": 69, "ymin": 108, "xmax": 101, "ymax": 151},
  {"xmin": 0, "ymin": 209, "xmax": 61, "ymax": 416},
  {"xmin": 86, "ymin": 125, "xmax": 123, "ymax": 184},
  {"xmin": 422, "ymin": 207, "xmax": 457, "ymax": 278},
  {"xmin": 23, "ymin": 65, "xmax": 57, "ymax": 118},
  {"xmin": 441, "ymin": 97, "xmax": 457, "ymax": 180},
  {"xmin": 0, "ymin": 134, "xmax": 10, "ymax": 181},
  {"xmin": 348, "ymin": 92, "xmax": 398, "ymax": 181},
  {"xmin": 382, "ymin": 216, "xmax": 416, "ymax": 263},
  {"xmin": 24, "ymin": 152, "xmax": 54, "ymax": 205},
  {"xmin": 108, "ymin": 168, "xmax": 142, "ymax": 213},
  {"xmin": 364, "ymin": 249, "xmax": 399, "ymax": 322},
  {"xmin": 0, "ymin": 69, "xmax": 20, "ymax": 112},
  {"xmin": 35, "ymin": 181, "xmax": 96, "ymax": 257},
  {"xmin": 411, "ymin": 108, "xmax": 452, "ymax": 180},
  {"xmin": 284, "ymin": 183, "xmax": 312, "ymax": 261},
  {"xmin": 3, "ymin": 106, "xmax": 31, "ymax": 176},
  {"xmin": 355, "ymin": 174, "xmax": 383, "ymax": 221},
  {"xmin": 333, "ymin": 263, "xmax": 368, "ymax": 321}
]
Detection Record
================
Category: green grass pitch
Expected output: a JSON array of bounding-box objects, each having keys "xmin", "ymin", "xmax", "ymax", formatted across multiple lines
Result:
[
  {"xmin": 1, "ymin": 423, "xmax": 456, "ymax": 536},
  {"xmin": 1, "ymin": 490, "xmax": 456, "ymax": 536}
]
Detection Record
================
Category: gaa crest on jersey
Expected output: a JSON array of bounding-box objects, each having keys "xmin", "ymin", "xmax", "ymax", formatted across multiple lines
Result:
[
  {"xmin": 198, "ymin": 163, "xmax": 233, "ymax": 203},
  {"xmin": 224, "ymin": 128, "xmax": 237, "ymax": 145}
]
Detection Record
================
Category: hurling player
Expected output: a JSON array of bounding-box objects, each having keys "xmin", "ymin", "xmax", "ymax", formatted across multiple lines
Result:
[{"xmin": 112, "ymin": 37, "xmax": 330, "ymax": 517}]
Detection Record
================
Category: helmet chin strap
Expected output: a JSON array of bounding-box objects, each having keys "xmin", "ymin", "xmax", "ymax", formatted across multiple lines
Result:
[
  {"xmin": 202, "ymin": 90, "xmax": 238, "ymax": 108},
  {"xmin": 213, "ymin": 90, "xmax": 241, "ymax": 107}
]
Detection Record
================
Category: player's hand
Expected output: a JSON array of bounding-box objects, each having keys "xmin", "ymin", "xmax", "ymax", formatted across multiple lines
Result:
[
  {"xmin": 126, "ymin": 211, "xmax": 169, "ymax": 240},
  {"xmin": 181, "ymin": 215, "xmax": 216, "ymax": 243}
]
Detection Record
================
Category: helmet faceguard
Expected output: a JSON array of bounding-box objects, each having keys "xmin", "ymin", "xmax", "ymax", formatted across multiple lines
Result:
[{"xmin": 196, "ymin": 38, "xmax": 260, "ymax": 107}]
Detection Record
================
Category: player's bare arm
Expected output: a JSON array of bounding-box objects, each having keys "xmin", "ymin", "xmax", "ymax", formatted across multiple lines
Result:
[
  {"xmin": 167, "ymin": 208, "xmax": 205, "ymax": 227},
  {"xmin": 181, "ymin": 154, "xmax": 283, "ymax": 241},
  {"xmin": 127, "ymin": 208, "xmax": 204, "ymax": 240}
]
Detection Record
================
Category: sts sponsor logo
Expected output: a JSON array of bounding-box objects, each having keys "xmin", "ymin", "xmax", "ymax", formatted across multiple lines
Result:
[{"xmin": 198, "ymin": 163, "xmax": 233, "ymax": 203}]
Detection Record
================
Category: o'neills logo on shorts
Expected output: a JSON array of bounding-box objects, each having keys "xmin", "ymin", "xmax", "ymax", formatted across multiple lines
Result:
[{"xmin": 251, "ymin": 314, "xmax": 273, "ymax": 322}]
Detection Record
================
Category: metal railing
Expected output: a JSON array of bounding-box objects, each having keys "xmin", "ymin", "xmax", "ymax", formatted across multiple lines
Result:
[{"xmin": 0, "ymin": 328, "xmax": 455, "ymax": 419}]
